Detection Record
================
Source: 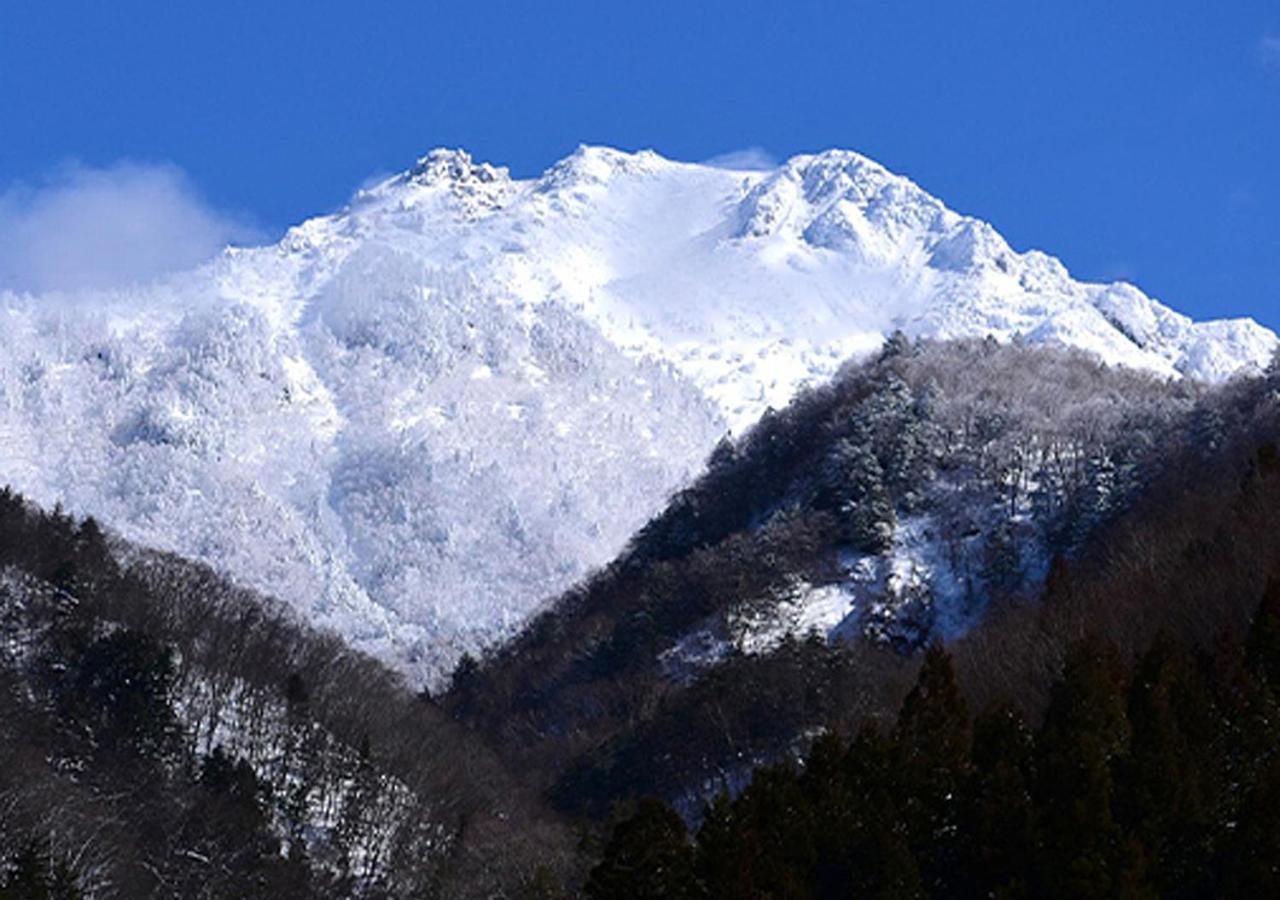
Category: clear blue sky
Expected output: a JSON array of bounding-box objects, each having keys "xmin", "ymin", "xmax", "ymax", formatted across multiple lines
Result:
[{"xmin": 2, "ymin": 0, "xmax": 1277, "ymax": 326}]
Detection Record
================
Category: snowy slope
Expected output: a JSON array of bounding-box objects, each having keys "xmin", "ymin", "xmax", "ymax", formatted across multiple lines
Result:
[{"xmin": 0, "ymin": 145, "xmax": 1272, "ymax": 685}]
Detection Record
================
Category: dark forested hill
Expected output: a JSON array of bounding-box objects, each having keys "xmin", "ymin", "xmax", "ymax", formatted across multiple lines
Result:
[
  {"xmin": 448, "ymin": 339, "xmax": 1280, "ymax": 824},
  {"xmin": 586, "ymin": 583, "xmax": 1280, "ymax": 899},
  {"xmin": 0, "ymin": 491, "xmax": 576, "ymax": 899}
]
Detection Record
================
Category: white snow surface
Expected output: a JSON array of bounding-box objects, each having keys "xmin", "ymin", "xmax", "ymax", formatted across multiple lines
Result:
[{"xmin": 0, "ymin": 145, "xmax": 1273, "ymax": 686}]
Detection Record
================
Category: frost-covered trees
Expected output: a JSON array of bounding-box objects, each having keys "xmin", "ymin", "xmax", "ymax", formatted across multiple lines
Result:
[
  {"xmin": 0, "ymin": 246, "xmax": 726, "ymax": 689},
  {"xmin": 780, "ymin": 336, "xmax": 1201, "ymax": 640},
  {"xmin": 1071, "ymin": 450, "xmax": 1118, "ymax": 548},
  {"xmin": 0, "ymin": 490, "xmax": 574, "ymax": 898},
  {"xmin": 821, "ymin": 438, "xmax": 896, "ymax": 552},
  {"xmin": 980, "ymin": 518, "xmax": 1022, "ymax": 594}
]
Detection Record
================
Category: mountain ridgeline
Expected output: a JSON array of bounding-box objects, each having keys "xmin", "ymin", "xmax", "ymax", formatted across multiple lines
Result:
[
  {"xmin": 449, "ymin": 338, "xmax": 1280, "ymax": 822},
  {"xmin": 1, "ymin": 145, "xmax": 1274, "ymax": 689}
]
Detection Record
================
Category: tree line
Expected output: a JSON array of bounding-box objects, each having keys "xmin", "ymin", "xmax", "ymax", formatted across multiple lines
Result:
[{"xmin": 589, "ymin": 577, "xmax": 1280, "ymax": 898}]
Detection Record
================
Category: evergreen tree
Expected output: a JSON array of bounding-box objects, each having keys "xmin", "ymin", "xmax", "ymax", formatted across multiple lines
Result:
[
  {"xmin": 1119, "ymin": 633, "xmax": 1218, "ymax": 897},
  {"xmin": 980, "ymin": 518, "xmax": 1022, "ymax": 595},
  {"xmin": 173, "ymin": 747, "xmax": 302, "ymax": 899},
  {"xmin": 879, "ymin": 330, "xmax": 914, "ymax": 361},
  {"xmin": 695, "ymin": 793, "xmax": 758, "ymax": 900},
  {"xmin": 1220, "ymin": 756, "xmax": 1280, "ymax": 897},
  {"xmin": 824, "ymin": 439, "xmax": 896, "ymax": 552},
  {"xmin": 0, "ymin": 838, "xmax": 81, "ymax": 900},
  {"xmin": 959, "ymin": 705, "xmax": 1037, "ymax": 899},
  {"xmin": 586, "ymin": 798, "xmax": 698, "ymax": 900},
  {"xmin": 1245, "ymin": 576, "xmax": 1280, "ymax": 689},
  {"xmin": 893, "ymin": 644, "xmax": 970, "ymax": 893},
  {"xmin": 1189, "ymin": 404, "xmax": 1226, "ymax": 456},
  {"xmin": 64, "ymin": 629, "xmax": 178, "ymax": 764},
  {"xmin": 1034, "ymin": 639, "xmax": 1150, "ymax": 900},
  {"xmin": 867, "ymin": 374, "xmax": 928, "ymax": 504},
  {"xmin": 1071, "ymin": 450, "xmax": 1117, "ymax": 548},
  {"xmin": 838, "ymin": 725, "xmax": 925, "ymax": 900},
  {"xmin": 721, "ymin": 767, "xmax": 813, "ymax": 899}
]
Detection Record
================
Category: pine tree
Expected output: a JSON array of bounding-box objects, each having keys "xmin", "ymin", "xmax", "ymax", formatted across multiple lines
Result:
[
  {"xmin": 1034, "ymin": 639, "xmax": 1150, "ymax": 900},
  {"xmin": 586, "ymin": 798, "xmax": 699, "ymax": 900},
  {"xmin": 839, "ymin": 725, "xmax": 925, "ymax": 900},
  {"xmin": 1220, "ymin": 756, "xmax": 1280, "ymax": 897},
  {"xmin": 879, "ymin": 330, "xmax": 914, "ymax": 361},
  {"xmin": 0, "ymin": 837, "xmax": 81, "ymax": 900},
  {"xmin": 65, "ymin": 629, "xmax": 178, "ymax": 764},
  {"xmin": 1245, "ymin": 576, "xmax": 1280, "ymax": 689},
  {"xmin": 1119, "ymin": 633, "xmax": 1219, "ymax": 896},
  {"xmin": 959, "ymin": 705, "xmax": 1037, "ymax": 899},
  {"xmin": 721, "ymin": 767, "xmax": 813, "ymax": 899},
  {"xmin": 980, "ymin": 518, "xmax": 1022, "ymax": 595},
  {"xmin": 1189, "ymin": 404, "xmax": 1226, "ymax": 456},
  {"xmin": 893, "ymin": 644, "xmax": 970, "ymax": 894},
  {"xmin": 696, "ymin": 792, "xmax": 769, "ymax": 900},
  {"xmin": 868, "ymin": 374, "xmax": 926, "ymax": 503},
  {"xmin": 800, "ymin": 732, "xmax": 857, "ymax": 898},
  {"xmin": 1071, "ymin": 450, "xmax": 1117, "ymax": 548},
  {"xmin": 826, "ymin": 440, "xmax": 896, "ymax": 552}
]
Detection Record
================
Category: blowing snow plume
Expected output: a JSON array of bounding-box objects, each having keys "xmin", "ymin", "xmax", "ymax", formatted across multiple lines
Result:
[{"xmin": 0, "ymin": 161, "xmax": 256, "ymax": 293}]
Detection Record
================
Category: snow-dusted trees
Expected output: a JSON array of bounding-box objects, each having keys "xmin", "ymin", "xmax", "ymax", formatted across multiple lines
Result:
[
  {"xmin": 0, "ymin": 489, "xmax": 574, "ymax": 898},
  {"xmin": 821, "ymin": 438, "xmax": 896, "ymax": 552}
]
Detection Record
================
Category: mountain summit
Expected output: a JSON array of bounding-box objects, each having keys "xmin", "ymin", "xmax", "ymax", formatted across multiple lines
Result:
[
  {"xmin": 0, "ymin": 146, "xmax": 1273, "ymax": 684},
  {"xmin": 269, "ymin": 145, "xmax": 1276, "ymax": 430}
]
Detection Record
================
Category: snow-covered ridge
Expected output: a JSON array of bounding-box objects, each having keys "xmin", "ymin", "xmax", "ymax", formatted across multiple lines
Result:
[
  {"xmin": 0, "ymin": 144, "xmax": 1272, "ymax": 686},
  {"xmin": 261, "ymin": 144, "xmax": 1275, "ymax": 427}
]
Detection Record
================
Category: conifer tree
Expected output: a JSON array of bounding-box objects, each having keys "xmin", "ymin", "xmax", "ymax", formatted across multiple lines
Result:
[
  {"xmin": 839, "ymin": 726, "xmax": 924, "ymax": 900},
  {"xmin": 959, "ymin": 705, "xmax": 1037, "ymax": 899},
  {"xmin": 893, "ymin": 644, "xmax": 970, "ymax": 893},
  {"xmin": 724, "ymin": 767, "xmax": 813, "ymax": 899},
  {"xmin": 828, "ymin": 440, "xmax": 896, "ymax": 552},
  {"xmin": 586, "ymin": 798, "xmax": 698, "ymax": 900},
  {"xmin": 1245, "ymin": 576, "xmax": 1280, "ymax": 689},
  {"xmin": 695, "ymin": 793, "xmax": 757, "ymax": 900},
  {"xmin": 1220, "ymin": 756, "xmax": 1280, "ymax": 897},
  {"xmin": 1119, "ymin": 633, "xmax": 1218, "ymax": 896},
  {"xmin": 1035, "ymin": 639, "xmax": 1150, "ymax": 900},
  {"xmin": 0, "ymin": 838, "xmax": 81, "ymax": 900},
  {"xmin": 980, "ymin": 518, "xmax": 1022, "ymax": 594},
  {"xmin": 1071, "ymin": 451, "xmax": 1117, "ymax": 548}
]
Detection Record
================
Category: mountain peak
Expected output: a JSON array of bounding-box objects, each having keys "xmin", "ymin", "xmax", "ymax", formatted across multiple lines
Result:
[
  {"xmin": 1, "ymin": 142, "xmax": 1274, "ymax": 688},
  {"xmin": 536, "ymin": 144, "xmax": 670, "ymax": 189},
  {"xmin": 407, "ymin": 148, "xmax": 510, "ymax": 186}
]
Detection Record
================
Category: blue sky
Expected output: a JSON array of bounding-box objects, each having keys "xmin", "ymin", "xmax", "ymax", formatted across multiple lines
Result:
[{"xmin": 1, "ymin": 0, "xmax": 1277, "ymax": 326}]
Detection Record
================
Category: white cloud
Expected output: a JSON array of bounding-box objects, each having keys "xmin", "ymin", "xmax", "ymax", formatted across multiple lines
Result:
[
  {"xmin": 701, "ymin": 146, "xmax": 778, "ymax": 171},
  {"xmin": 1261, "ymin": 34, "xmax": 1280, "ymax": 69},
  {"xmin": 0, "ymin": 161, "xmax": 258, "ymax": 293}
]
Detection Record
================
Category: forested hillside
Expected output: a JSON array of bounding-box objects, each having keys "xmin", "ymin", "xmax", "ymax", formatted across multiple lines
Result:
[
  {"xmin": 0, "ymin": 491, "xmax": 575, "ymax": 899},
  {"xmin": 450, "ymin": 339, "xmax": 1280, "ymax": 823},
  {"xmin": 588, "ymin": 589, "xmax": 1280, "ymax": 899}
]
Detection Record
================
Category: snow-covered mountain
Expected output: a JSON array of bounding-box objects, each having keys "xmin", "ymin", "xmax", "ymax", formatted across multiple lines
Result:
[{"xmin": 0, "ymin": 145, "xmax": 1273, "ymax": 685}]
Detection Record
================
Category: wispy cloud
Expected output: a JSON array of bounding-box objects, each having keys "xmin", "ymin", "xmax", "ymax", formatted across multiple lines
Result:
[
  {"xmin": 701, "ymin": 147, "xmax": 778, "ymax": 172},
  {"xmin": 1100, "ymin": 261, "xmax": 1139, "ymax": 284},
  {"xmin": 0, "ymin": 161, "xmax": 258, "ymax": 294},
  {"xmin": 1261, "ymin": 34, "xmax": 1280, "ymax": 69}
]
